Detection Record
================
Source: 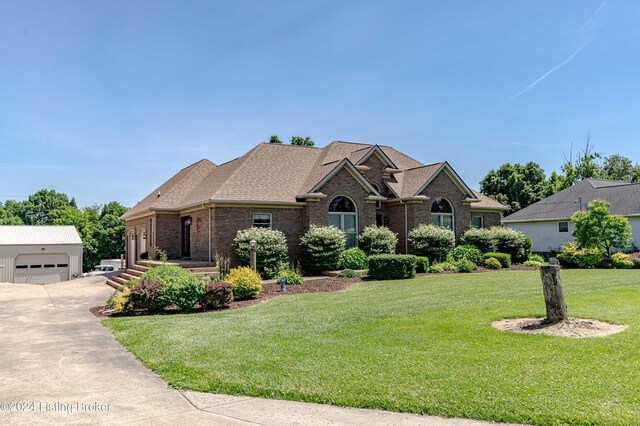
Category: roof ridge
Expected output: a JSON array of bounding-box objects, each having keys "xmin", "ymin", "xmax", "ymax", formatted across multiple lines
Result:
[
  {"xmin": 179, "ymin": 158, "xmax": 215, "ymax": 172},
  {"xmin": 259, "ymin": 142, "xmax": 321, "ymax": 150},
  {"xmin": 403, "ymin": 162, "xmax": 445, "ymax": 172},
  {"xmin": 206, "ymin": 144, "xmax": 266, "ymax": 201}
]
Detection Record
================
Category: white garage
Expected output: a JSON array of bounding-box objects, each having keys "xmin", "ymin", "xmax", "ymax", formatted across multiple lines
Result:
[{"xmin": 0, "ymin": 226, "xmax": 83, "ymax": 284}]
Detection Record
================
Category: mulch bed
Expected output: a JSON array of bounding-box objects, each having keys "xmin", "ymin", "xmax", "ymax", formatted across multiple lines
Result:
[{"xmin": 90, "ymin": 265, "xmax": 539, "ymax": 319}]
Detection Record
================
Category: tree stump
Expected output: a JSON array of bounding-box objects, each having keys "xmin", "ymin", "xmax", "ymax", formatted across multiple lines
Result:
[{"xmin": 540, "ymin": 258, "xmax": 568, "ymax": 323}]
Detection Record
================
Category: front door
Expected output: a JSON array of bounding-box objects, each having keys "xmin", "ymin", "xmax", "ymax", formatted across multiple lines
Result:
[{"xmin": 181, "ymin": 216, "xmax": 191, "ymax": 258}]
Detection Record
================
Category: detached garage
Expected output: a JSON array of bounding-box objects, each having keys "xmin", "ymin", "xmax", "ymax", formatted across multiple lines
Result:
[{"xmin": 0, "ymin": 226, "xmax": 83, "ymax": 284}]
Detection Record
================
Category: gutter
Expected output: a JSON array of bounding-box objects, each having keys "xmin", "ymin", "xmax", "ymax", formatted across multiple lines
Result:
[
  {"xmin": 208, "ymin": 206, "xmax": 212, "ymax": 262},
  {"xmin": 400, "ymin": 200, "xmax": 408, "ymax": 254}
]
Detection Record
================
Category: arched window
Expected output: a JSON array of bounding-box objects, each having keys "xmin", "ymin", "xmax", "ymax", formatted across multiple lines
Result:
[
  {"xmin": 430, "ymin": 197, "xmax": 454, "ymax": 230},
  {"xmin": 328, "ymin": 196, "xmax": 358, "ymax": 248}
]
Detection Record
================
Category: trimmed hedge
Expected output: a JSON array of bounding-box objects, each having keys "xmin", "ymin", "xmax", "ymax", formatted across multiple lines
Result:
[
  {"xmin": 358, "ymin": 225, "xmax": 398, "ymax": 255},
  {"xmin": 142, "ymin": 264, "xmax": 206, "ymax": 311},
  {"xmin": 234, "ymin": 227, "xmax": 289, "ymax": 279},
  {"xmin": 339, "ymin": 247, "xmax": 369, "ymax": 270},
  {"xmin": 368, "ymin": 254, "xmax": 417, "ymax": 280},
  {"xmin": 300, "ymin": 225, "xmax": 346, "ymax": 273},
  {"xmin": 407, "ymin": 224, "xmax": 455, "ymax": 262},
  {"xmin": 483, "ymin": 252, "xmax": 511, "ymax": 268},
  {"xmin": 415, "ymin": 256, "xmax": 430, "ymax": 273},
  {"xmin": 451, "ymin": 244, "xmax": 483, "ymax": 265},
  {"xmin": 460, "ymin": 227, "xmax": 531, "ymax": 263}
]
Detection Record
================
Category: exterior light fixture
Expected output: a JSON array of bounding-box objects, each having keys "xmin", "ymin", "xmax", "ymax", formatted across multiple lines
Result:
[{"xmin": 142, "ymin": 231, "xmax": 147, "ymax": 240}]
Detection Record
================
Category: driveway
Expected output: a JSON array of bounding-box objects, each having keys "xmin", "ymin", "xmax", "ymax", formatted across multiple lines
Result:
[{"xmin": 0, "ymin": 277, "xmax": 520, "ymax": 426}]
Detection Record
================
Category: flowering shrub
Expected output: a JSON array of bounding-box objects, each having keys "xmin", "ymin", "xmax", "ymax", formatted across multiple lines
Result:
[
  {"xmin": 460, "ymin": 228, "xmax": 496, "ymax": 253},
  {"xmin": 300, "ymin": 225, "xmax": 346, "ymax": 273},
  {"xmin": 235, "ymin": 227, "xmax": 289, "ymax": 279},
  {"xmin": 408, "ymin": 224, "xmax": 455, "ymax": 262},
  {"xmin": 358, "ymin": 225, "xmax": 398, "ymax": 255}
]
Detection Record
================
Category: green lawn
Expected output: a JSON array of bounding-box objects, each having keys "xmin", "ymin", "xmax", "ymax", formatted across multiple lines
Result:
[{"xmin": 104, "ymin": 270, "xmax": 640, "ymax": 425}]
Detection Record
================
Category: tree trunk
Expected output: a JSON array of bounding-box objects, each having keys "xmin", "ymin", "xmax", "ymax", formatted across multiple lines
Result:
[{"xmin": 540, "ymin": 258, "xmax": 568, "ymax": 323}]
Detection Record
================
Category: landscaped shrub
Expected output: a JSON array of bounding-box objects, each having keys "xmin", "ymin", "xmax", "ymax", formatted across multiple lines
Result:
[
  {"xmin": 339, "ymin": 247, "xmax": 368, "ymax": 270},
  {"xmin": 234, "ymin": 227, "xmax": 289, "ymax": 279},
  {"xmin": 627, "ymin": 252, "xmax": 640, "ymax": 268},
  {"xmin": 300, "ymin": 225, "xmax": 346, "ymax": 273},
  {"xmin": 451, "ymin": 244, "xmax": 484, "ymax": 265},
  {"xmin": 200, "ymin": 281, "xmax": 233, "ymax": 309},
  {"xmin": 358, "ymin": 225, "xmax": 398, "ymax": 255},
  {"xmin": 485, "ymin": 257, "xmax": 502, "ymax": 270},
  {"xmin": 528, "ymin": 254, "xmax": 545, "ymax": 263},
  {"xmin": 140, "ymin": 264, "xmax": 206, "ymax": 311},
  {"xmin": 460, "ymin": 228, "xmax": 496, "ymax": 253},
  {"xmin": 276, "ymin": 264, "xmax": 304, "ymax": 285},
  {"xmin": 407, "ymin": 224, "xmax": 455, "ymax": 262},
  {"xmin": 428, "ymin": 261, "xmax": 458, "ymax": 273},
  {"xmin": 483, "ymin": 252, "xmax": 511, "ymax": 268},
  {"xmin": 129, "ymin": 279, "xmax": 164, "ymax": 311},
  {"xmin": 368, "ymin": 254, "xmax": 416, "ymax": 280},
  {"xmin": 456, "ymin": 259, "xmax": 477, "ymax": 273},
  {"xmin": 227, "ymin": 266, "xmax": 262, "ymax": 300},
  {"xmin": 556, "ymin": 242, "xmax": 605, "ymax": 268},
  {"xmin": 415, "ymin": 256, "xmax": 430, "ymax": 273},
  {"xmin": 108, "ymin": 287, "xmax": 132, "ymax": 313},
  {"xmin": 491, "ymin": 227, "xmax": 532, "ymax": 263},
  {"xmin": 338, "ymin": 269, "xmax": 358, "ymax": 278},
  {"xmin": 523, "ymin": 260, "xmax": 543, "ymax": 268},
  {"xmin": 612, "ymin": 252, "xmax": 634, "ymax": 269}
]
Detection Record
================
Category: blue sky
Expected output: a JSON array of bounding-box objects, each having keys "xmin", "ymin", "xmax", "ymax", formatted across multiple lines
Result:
[{"xmin": 1, "ymin": 0, "xmax": 638, "ymax": 207}]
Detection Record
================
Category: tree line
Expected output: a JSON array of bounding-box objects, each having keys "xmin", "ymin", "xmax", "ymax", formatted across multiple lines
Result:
[
  {"xmin": 481, "ymin": 139, "xmax": 640, "ymax": 215},
  {"xmin": 0, "ymin": 189, "xmax": 128, "ymax": 271}
]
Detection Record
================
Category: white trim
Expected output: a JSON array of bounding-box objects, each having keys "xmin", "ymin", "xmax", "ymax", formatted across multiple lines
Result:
[
  {"xmin": 252, "ymin": 213, "xmax": 273, "ymax": 229},
  {"xmin": 430, "ymin": 197, "xmax": 455, "ymax": 233},
  {"xmin": 328, "ymin": 195, "xmax": 358, "ymax": 249},
  {"xmin": 472, "ymin": 215, "xmax": 484, "ymax": 229},
  {"xmin": 502, "ymin": 217, "xmax": 572, "ymax": 224}
]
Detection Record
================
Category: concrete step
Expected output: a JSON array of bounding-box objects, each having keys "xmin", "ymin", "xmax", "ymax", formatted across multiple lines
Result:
[
  {"xmin": 112, "ymin": 276, "xmax": 129, "ymax": 285},
  {"xmin": 119, "ymin": 272, "xmax": 138, "ymax": 281},
  {"xmin": 105, "ymin": 279, "xmax": 123, "ymax": 291},
  {"xmin": 131, "ymin": 264, "xmax": 150, "ymax": 273},
  {"xmin": 125, "ymin": 268, "xmax": 144, "ymax": 277},
  {"xmin": 187, "ymin": 267, "xmax": 220, "ymax": 273}
]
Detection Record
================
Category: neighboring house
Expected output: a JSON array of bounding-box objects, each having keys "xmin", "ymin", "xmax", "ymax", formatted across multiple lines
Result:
[
  {"xmin": 503, "ymin": 179, "xmax": 640, "ymax": 252},
  {"xmin": 0, "ymin": 225, "xmax": 83, "ymax": 283},
  {"xmin": 121, "ymin": 141, "xmax": 507, "ymax": 267}
]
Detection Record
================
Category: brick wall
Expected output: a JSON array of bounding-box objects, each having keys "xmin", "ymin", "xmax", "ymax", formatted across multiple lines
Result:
[
  {"xmin": 470, "ymin": 211, "xmax": 502, "ymax": 228},
  {"xmin": 181, "ymin": 209, "xmax": 210, "ymax": 261},
  {"xmin": 418, "ymin": 171, "xmax": 471, "ymax": 240},
  {"xmin": 155, "ymin": 213, "xmax": 180, "ymax": 259},
  {"xmin": 213, "ymin": 206, "xmax": 305, "ymax": 267}
]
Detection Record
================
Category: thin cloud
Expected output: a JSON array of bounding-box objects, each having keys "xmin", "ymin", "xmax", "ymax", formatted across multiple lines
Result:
[
  {"xmin": 581, "ymin": 0, "xmax": 608, "ymax": 31},
  {"xmin": 508, "ymin": 43, "xmax": 589, "ymax": 102}
]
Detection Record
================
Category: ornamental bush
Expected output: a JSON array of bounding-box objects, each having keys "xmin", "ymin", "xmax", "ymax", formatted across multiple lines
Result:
[
  {"xmin": 129, "ymin": 279, "xmax": 164, "ymax": 312},
  {"xmin": 200, "ymin": 281, "xmax": 234, "ymax": 309},
  {"xmin": 276, "ymin": 264, "xmax": 304, "ymax": 285},
  {"xmin": 234, "ymin": 227, "xmax": 289, "ymax": 279},
  {"xmin": 612, "ymin": 252, "xmax": 634, "ymax": 269},
  {"xmin": 141, "ymin": 264, "xmax": 206, "ymax": 311},
  {"xmin": 428, "ymin": 261, "xmax": 458, "ymax": 273},
  {"xmin": 451, "ymin": 244, "xmax": 484, "ymax": 265},
  {"xmin": 415, "ymin": 256, "xmax": 430, "ymax": 273},
  {"xmin": 523, "ymin": 260, "xmax": 543, "ymax": 268},
  {"xmin": 627, "ymin": 252, "xmax": 640, "ymax": 269},
  {"xmin": 490, "ymin": 227, "xmax": 532, "ymax": 263},
  {"xmin": 337, "ymin": 269, "xmax": 358, "ymax": 278},
  {"xmin": 485, "ymin": 257, "xmax": 502, "ymax": 270},
  {"xmin": 300, "ymin": 225, "xmax": 346, "ymax": 273},
  {"xmin": 368, "ymin": 254, "xmax": 416, "ymax": 280},
  {"xmin": 556, "ymin": 242, "xmax": 605, "ymax": 268},
  {"xmin": 407, "ymin": 224, "xmax": 455, "ymax": 262},
  {"xmin": 339, "ymin": 247, "xmax": 368, "ymax": 270},
  {"xmin": 108, "ymin": 287, "xmax": 132, "ymax": 313},
  {"xmin": 227, "ymin": 266, "xmax": 262, "ymax": 300},
  {"xmin": 528, "ymin": 254, "xmax": 545, "ymax": 263},
  {"xmin": 456, "ymin": 258, "xmax": 477, "ymax": 273},
  {"xmin": 483, "ymin": 252, "xmax": 511, "ymax": 268},
  {"xmin": 460, "ymin": 228, "xmax": 496, "ymax": 253},
  {"xmin": 358, "ymin": 225, "xmax": 398, "ymax": 255}
]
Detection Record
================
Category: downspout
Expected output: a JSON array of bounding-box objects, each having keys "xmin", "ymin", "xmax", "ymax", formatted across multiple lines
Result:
[
  {"xmin": 208, "ymin": 205, "xmax": 212, "ymax": 262},
  {"xmin": 401, "ymin": 200, "xmax": 408, "ymax": 254}
]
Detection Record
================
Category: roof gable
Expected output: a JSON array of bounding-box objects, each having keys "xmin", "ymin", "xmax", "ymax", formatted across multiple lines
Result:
[{"xmin": 308, "ymin": 159, "xmax": 381, "ymax": 196}]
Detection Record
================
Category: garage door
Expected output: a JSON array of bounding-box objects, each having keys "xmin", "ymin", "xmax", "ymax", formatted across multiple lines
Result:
[{"xmin": 14, "ymin": 254, "xmax": 70, "ymax": 284}]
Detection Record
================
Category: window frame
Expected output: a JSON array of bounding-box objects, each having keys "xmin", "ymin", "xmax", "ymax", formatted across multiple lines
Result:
[
  {"xmin": 252, "ymin": 213, "xmax": 273, "ymax": 229},
  {"xmin": 328, "ymin": 195, "xmax": 359, "ymax": 248},
  {"xmin": 430, "ymin": 197, "xmax": 455, "ymax": 232},
  {"xmin": 472, "ymin": 215, "xmax": 484, "ymax": 229},
  {"xmin": 558, "ymin": 221, "xmax": 569, "ymax": 233}
]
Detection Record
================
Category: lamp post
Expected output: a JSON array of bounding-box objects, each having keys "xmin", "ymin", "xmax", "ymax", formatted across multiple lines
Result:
[{"xmin": 249, "ymin": 240, "xmax": 257, "ymax": 272}]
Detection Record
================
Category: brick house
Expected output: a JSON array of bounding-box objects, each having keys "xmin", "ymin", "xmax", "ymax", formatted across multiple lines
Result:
[{"xmin": 121, "ymin": 141, "xmax": 507, "ymax": 267}]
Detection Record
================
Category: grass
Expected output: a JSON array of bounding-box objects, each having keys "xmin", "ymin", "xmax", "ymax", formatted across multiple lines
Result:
[{"xmin": 104, "ymin": 270, "xmax": 640, "ymax": 425}]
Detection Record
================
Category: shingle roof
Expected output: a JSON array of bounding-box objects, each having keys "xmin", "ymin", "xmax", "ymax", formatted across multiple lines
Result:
[
  {"xmin": 122, "ymin": 159, "xmax": 217, "ymax": 219},
  {"xmin": 124, "ymin": 141, "xmax": 507, "ymax": 216},
  {"xmin": 470, "ymin": 190, "xmax": 510, "ymax": 210},
  {"xmin": 502, "ymin": 179, "xmax": 640, "ymax": 222},
  {"xmin": 385, "ymin": 163, "xmax": 444, "ymax": 198},
  {"xmin": 0, "ymin": 225, "xmax": 82, "ymax": 245}
]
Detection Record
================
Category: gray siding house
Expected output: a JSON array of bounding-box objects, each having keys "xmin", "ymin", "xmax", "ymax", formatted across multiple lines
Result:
[{"xmin": 502, "ymin": 179, "xmax": 640, "ymax": 252}]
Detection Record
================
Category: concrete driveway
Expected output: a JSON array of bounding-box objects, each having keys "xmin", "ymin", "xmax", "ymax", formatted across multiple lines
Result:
[{"xmin": 0, "ymin": 277, "xmax": 520, "ymax": 426}]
